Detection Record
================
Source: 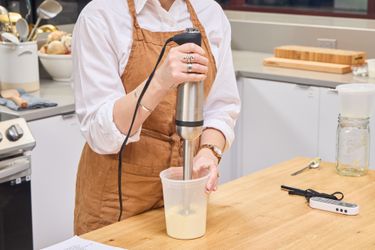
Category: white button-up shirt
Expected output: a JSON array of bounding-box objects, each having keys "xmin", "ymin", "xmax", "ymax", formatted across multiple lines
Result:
[{"xmin": 72, "ymin": 0, "xmax": 241, "ymax": 154}]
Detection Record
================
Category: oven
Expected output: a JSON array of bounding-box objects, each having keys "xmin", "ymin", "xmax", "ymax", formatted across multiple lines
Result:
[
  {"xmin": 0, "ymin": 113, "xmax": 36, "ymax": 250},
  {"xmin": 0, "ymin": 155, "xmax": 33, "ymax": 250}
]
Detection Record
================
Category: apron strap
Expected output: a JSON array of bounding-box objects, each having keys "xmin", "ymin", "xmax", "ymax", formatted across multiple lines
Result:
[
  {"xmin": 185, "ymin": 0, "xmax": 217, "ymax": 95},
  {"xmin": 185, "ymin": 0, "xmax": 207, "ymax": 37},
  {"xmin": 127, "ymin": 0, "xmax": 144, "ymax": 41}
]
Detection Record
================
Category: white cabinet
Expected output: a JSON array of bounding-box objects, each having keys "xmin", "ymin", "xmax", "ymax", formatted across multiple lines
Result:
[
  {"xmin": 240, "ymin": 78, "xmax": 320, "ymax": 175},
  {"xmin": 218, "ymin": 78, "xmax": 244, "ymax": 184},
  {"xmin": 221, "ymin": 78, "xmax": 375, "ymax": 179},
  {"xmin": 29, "ymin": 114, "xmax": 85, "ymax": 250},
  {"xmin": 318, "ymin": 88, "xmax": 339, "ymax": 163}
]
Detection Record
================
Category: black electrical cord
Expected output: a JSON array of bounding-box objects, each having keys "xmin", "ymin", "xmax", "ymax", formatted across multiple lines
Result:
[
  {"xmin": 281, "ymin": 185, "xmax": 344, "ymax": 202},
  {"xmin": 117, "ymin": 37, "xmax": 174, "ymax": 221}
]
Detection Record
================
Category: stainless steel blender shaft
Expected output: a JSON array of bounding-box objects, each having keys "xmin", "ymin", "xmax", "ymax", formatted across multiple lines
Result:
[
  {"xmin": 182, "ymin": 140, "xmax": 194, "ymax": 180},
  {"xmin": 176, "ymin": 80, "xmax": 204, "ymax": 180}
]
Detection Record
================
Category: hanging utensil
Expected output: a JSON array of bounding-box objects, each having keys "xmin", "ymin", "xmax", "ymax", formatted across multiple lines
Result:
[
  {"xmin": 16, "ymin": 18, "xmax": 29, "ymax": 42},
  {"xmin": 0, "ymin": 5, "xmax": 11, "ymax": 32},
  {"xmin": 1, "ymin": 32, "xmax": 20, "ymax": 44},
  {"xmin": 0, "ymin": 12, "xmax": 22, "ymax": 35},
  {"xmin": 27, "ymin": 0, "xmax": 63, "ymax": 41},
  {"xmin": 25, "ymin": 0, "xmax": 32, "ymax": 22}
]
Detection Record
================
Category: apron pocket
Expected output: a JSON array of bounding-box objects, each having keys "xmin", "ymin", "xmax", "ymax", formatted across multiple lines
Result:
[
  {"xmin": 121, "ymin": 130, "xmax": 173, "ymax": 175},
  {"xmin": 100, "ymin": 163, "xmax": 164, "ymax": 224}
]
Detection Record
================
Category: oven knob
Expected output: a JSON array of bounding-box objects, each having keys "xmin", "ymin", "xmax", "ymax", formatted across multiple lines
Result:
[{"xmin": 6, "ymin": 124, "xmax": 24, "ymax": 142}]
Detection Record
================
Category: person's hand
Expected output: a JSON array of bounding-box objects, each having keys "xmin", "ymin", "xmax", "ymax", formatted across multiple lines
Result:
[
  {"xmin": 193, "ymin": 148, "xmax": 219, "ymax": 193},
  {"xmin": 154, "ymin": 43, "xmax": 209, "ymax": 90}
]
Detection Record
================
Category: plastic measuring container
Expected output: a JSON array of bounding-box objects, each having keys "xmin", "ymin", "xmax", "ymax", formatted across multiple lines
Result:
[
  {"xmin": 160, "ymin": 167, "xmax": 209, "ymax": 240},
  {"xmin": 336, "ymin": 83, "xmax": 375, "ymax": 118}
]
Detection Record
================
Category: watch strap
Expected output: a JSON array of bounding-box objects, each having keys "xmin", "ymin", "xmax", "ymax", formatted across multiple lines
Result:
[{"xmin": 199, "ymin": 144, "xmax": 222, "ymax": 163}]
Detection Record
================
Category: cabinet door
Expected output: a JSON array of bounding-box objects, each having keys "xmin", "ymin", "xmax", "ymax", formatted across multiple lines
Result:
[
  {"xmin": 319, "ymin": 87, "xmax": 375, "ymax": 168},
  {"xmin": 29, "ymin": 114, "xmax": 85, "ymax": 250},
  {"xmin": 241, "ymin": 78, "xmax": 320, "ymax": 175},
  {"xmin": 318, "ymin": 88, "xmax": 339, "ymax": 163}
]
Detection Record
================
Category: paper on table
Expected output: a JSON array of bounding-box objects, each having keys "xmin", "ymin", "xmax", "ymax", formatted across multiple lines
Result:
[{"xmin": 41, "ymin": 236, "xmax": 126, "ymax": 250}]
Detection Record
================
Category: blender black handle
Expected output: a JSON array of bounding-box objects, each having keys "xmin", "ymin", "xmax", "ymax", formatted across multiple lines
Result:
[{"xmin": 172, "ymin": 28, "xmax": 201, "ymax": 46}]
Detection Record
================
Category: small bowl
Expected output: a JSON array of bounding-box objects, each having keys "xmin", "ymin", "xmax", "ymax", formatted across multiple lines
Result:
[{"xmin": 38, "ymin": 51, "xmax": 72, "ymax": 82}]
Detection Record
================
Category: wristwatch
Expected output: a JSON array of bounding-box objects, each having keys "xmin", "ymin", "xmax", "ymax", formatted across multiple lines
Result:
[{"xmin": 199, "ymin": 144, "xmax": 223, "ymax": 163}]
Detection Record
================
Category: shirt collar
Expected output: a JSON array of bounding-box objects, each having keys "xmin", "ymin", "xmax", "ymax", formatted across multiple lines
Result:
[
  {"xmin": 135, "ymin": 0, "xmax": 185, "ymax": 14},
  {"xmin": 135, "ymin": 0, "xmax": 148, "ymax": 14}
]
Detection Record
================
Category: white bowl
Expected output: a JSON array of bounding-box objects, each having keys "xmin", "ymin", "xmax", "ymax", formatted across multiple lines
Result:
[{"xmin": 38, "ymin": 52, "xmax": 72, "ymax": 82}]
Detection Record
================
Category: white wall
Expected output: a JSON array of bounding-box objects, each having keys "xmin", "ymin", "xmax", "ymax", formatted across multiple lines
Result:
[{"xmin": 226, "ymin": 11, "xmax": 375, "ymax": 57}]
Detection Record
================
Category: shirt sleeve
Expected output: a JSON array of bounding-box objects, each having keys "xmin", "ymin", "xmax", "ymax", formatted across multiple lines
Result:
[
  {"xmin": 72, "ymin": 14, "xmax": 141, "ymax": 155},
  {"xmin": 203, "ymin": 16, "xmax": 241, "ymax": 152}
]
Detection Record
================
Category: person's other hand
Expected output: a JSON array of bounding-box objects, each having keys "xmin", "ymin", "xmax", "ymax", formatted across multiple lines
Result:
[
  {"xmin": 154, "ymin": 43, "xmax": 209, "ymax": 90},
  {"xmin": 193, "ymin": 148, "xmax": 219, "ymax": 193}
]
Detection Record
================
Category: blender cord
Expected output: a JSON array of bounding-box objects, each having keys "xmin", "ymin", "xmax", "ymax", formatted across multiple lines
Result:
[
  {"xmin": 117, "ymin": 37, "xmax": 174, "ymax": 221},
  {"xmin": 281, "ymin": 185, "xmax": 344, "ymax": 202}
]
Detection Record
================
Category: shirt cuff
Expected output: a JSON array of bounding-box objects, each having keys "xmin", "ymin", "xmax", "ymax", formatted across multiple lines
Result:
[
  {"xmin": 203, "ymin": 119, "xmax": 235, "ymax": 152},
  {"xmin": 89, "ymin": 99, "xmax": 141, "ymax": 154},
  {"xmin": 105, "ymin": 99, "xmax": 141, "ymax": 143}
]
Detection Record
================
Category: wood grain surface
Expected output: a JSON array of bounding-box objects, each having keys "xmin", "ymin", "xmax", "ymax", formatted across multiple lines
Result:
[
  {"xmin": 82, "ymin": 158, "xmax": 375, "ymax": 249},
  {"xmin": 263, "ymin": 57, "xmax": 352, "ymax": 74},
  {"xmin": 275, "ymin": 45, "xmax": 366, "ymax": 66}
]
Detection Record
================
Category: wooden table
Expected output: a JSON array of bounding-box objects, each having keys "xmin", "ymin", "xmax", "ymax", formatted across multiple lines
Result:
[{"xmin": 83, "ymin": 158, "xmax": 375, "ymax": 249}]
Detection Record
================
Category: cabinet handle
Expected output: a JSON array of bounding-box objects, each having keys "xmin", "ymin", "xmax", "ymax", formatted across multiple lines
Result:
[
  {"xmin": 295, "ymin": 84, "xmax": 311, "ymax": 89},
  {"xmin": 327, "ymin": 89, "xmax": 338, "ymax": 95},
  {"xmin": 61, "ymin": 112, "xmax": 75, "ymax": 120},
  {"xmin": 295, "ymin": 84, "xmax": 316, "ymax": 98}
]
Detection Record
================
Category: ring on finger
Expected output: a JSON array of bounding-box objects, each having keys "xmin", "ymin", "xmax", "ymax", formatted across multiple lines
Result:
[
  {"xmin": 183, "ymin": 54, "xmax": 194, "ymax": 63},
  {"xmin": 187, "ymin": 63, "xmax": 193, "ymax": 73}
]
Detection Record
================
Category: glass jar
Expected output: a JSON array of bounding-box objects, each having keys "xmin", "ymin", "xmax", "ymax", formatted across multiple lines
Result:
[{"xmin": 336, "ymin": 116, "xmax": 370, "ymax": 177}]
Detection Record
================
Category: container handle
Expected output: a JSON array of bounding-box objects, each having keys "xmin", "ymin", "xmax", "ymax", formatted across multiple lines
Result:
[
  {"xmin": 16, "ymin": 44, "xmax": 35, "ymax": 57},
  {"xmin": 18, "ymin": 49, "xmax": 33, "ymax": 57}
]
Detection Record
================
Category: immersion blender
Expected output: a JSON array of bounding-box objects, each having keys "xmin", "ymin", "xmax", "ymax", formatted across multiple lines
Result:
[
  {"xmin": 117, "ymin": 28, "xmax": 204, "ymax": 220},
  {"xmin": 174, "ymin": 28, "xmax": 204, "ymax": 180}
]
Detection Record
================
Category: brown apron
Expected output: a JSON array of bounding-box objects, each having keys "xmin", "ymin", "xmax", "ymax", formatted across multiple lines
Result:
[{"xmin": 74, "ymin": 0, "xmax": 217, "ymax": 235}]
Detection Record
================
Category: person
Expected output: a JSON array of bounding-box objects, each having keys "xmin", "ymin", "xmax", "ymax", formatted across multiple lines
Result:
[{"xmin": 72, "ymin": 0, "xmax": 240, "ymax": 235}]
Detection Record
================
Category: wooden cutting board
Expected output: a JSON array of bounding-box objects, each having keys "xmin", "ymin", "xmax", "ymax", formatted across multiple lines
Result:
[
  {"xmin": 263, "ymin": 57, "xmax": 352, "ymax": 74},
  {"xmin": 275, "ymin": 45, "xmax": 366, "ymax": 66}
]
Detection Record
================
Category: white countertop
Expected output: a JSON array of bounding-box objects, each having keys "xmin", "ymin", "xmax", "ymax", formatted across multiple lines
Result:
[
  {"xmin": 0, "ymin": 79, "xmax": 74, "ymax": 121},
  {"xmin": 233, "ymin": 50, "xmax": 374, "ymax": 88}
]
